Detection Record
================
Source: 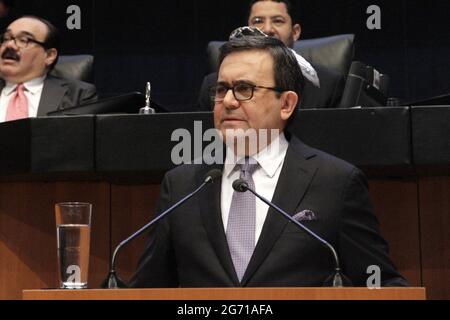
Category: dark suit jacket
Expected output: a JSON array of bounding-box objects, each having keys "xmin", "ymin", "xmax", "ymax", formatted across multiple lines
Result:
[
  {"xmin": 196, "ymin": 64, "xmax": 345, "ymax": 111},
  {"xmin": 0, "ymin": 75, "xmax": 98, "ymax": 116},
  {"xmin": 130, "ymin": 135, "xmax": 407, "ymax": 288}
]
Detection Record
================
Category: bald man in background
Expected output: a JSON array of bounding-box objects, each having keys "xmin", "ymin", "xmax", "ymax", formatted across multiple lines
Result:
[{"xmin": 0, "ymin": 15, "xmax": 97, "ymax": 122}]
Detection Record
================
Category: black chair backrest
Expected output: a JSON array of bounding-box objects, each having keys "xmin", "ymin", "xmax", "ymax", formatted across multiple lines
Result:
[
  {"xmin": 50, "ymin": 54, "xmax": 94, "ymax": 83},
  {"xmin": 207, "ymin": 34, "xmax": 355, "ymax": 77}
]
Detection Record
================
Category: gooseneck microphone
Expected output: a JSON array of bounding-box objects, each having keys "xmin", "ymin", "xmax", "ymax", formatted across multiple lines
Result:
[
  {"xmin": 232, "ymin": 179, "xmax": 352, "ymax": 287},
  {"xmin": 102, "ymin": 169, "xmax": 222, "ymax": 288}
]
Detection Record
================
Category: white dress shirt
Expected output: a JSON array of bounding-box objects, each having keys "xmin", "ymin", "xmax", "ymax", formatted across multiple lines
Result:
[
  {"xmin": 0, "ymin": 75, "xmax": 46, "ymax": 123},
  {"xmin": 221, "ymin": 132, "xmax": 289, "ymax": 243}
]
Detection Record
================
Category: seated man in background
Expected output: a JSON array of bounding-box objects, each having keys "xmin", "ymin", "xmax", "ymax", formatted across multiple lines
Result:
[
  {"xmin": 0, "ymin": 15, "xmax": 97, "ymax": 122},
  {"xmin": 197, "ymin": 0, "xmax": 345, "ymax": 111},
  {"xmin": 130, "ymin": 34, "xmax": 406, "ymax": 288}
]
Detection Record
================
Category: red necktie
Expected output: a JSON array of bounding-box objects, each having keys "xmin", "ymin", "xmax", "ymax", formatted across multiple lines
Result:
[{"xmin": 5, "ymin": 83, "xmax": 29, "ymax": 121}]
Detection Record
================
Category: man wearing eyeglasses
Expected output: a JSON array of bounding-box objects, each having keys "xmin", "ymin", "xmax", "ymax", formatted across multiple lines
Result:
[
  {"xmin": 0, "ymin": 16, "xmax": 97, "ymax": 122},
  {"xmin": 130, "ymin": 35, "xmax": 406, "ymax": 288},
  {"xmin": 197, "ymin": 0, "xmax": 345, "ymax": 111}
]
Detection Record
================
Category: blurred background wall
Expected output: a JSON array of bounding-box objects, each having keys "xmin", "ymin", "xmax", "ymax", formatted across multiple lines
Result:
[{"xmin": 2, "ymin": 0, "xmax": 449, "ymax": 111}]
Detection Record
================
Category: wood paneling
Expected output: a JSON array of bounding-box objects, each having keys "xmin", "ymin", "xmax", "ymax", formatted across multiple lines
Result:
[
  {"xmin": 1, "ymin": 177, "xmax": 449, "ymax": 299},
  {"xmin": 418, "ymin": 176, "xmax": 450, "ymax": 300},
  {"xmin": 368, "ymin": 179, "xmax": 422, "ymax": 287},
  {"xmin": 0, "ymin": 182, "xmax": 110, "ymax": 300},
  {"xmin": 110, "ymin": 184, "xmax": 161, "ymax": 282}
]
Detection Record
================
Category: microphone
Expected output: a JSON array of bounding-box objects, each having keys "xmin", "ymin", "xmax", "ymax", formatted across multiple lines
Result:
[
  {"xmin": 102, "ymin": 169, "xmax": 222, "ymax": 288},
  {"xmin": 232, "ymin": 179, "xmax": 352, "ymax": 287}
]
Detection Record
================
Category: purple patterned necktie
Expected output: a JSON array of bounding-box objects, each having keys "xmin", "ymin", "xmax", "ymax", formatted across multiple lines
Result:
[{"xmin": 226, "ymin": 157, "xmax": 258, "ymax": 282}]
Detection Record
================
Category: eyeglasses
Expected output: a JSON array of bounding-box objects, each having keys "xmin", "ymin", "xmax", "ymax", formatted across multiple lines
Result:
[
  {"xmin": 0, "ymin": 33, "xmax": 47, "ymax": 49},
  {"xmin": 210, "ymin": 82, "xmax": 284, "ymax": 102}
]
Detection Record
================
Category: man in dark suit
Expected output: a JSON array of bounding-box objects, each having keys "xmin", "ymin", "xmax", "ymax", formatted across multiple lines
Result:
[
  {"xmin": 130, "ymin": 35, "xmax": 406, "ymax": 288},
  {"xmin": 0, "ymin": 16, "xmax": 97, "ymax": 122},
  {"xmin": 197, "ymin": 0, "xmax": 344, "ymax": 111}
]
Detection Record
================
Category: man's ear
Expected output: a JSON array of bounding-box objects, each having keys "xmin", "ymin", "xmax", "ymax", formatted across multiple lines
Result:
[
  {"xmin": 280, "ymin": 91, "xmax": 299, "ymax": 121},
  {"xmin": 292, "ymin": 23, "xmax": 301, "ymax": 42},
  {"xmin": 45, "ymin": 48, "xmax": 58, "ymax": 68}
]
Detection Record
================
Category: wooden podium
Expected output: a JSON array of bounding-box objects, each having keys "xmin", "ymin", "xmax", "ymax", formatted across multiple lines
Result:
[{"xmin": 23, "ymin": 288, "xmax": 426, "ymax": 300}]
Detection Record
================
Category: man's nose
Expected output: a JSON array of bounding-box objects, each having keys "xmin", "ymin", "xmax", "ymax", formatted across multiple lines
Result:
[
  {"xmin": 2, "ymin": 38, "xmax": 18, "ymax": 50},
  {"xmin": 261, "ymin": 21, "xmax": 275, "ymax": 36},
  {"xmin": 222, "ymin": 89, "xmax": 239, "ymax": 109}
]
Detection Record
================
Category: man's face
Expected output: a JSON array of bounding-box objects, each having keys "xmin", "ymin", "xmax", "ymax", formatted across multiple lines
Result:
[
  {"xmin": 248, "ymin": 1, "xmax": 301, "ymax": 48},
  {"xmin": 0, "ymin": 18, "xmax": 56, "ymax": 83},
  {"xmin": 214, "ymin": 50, "xmax": 295, "ymax": 145}
]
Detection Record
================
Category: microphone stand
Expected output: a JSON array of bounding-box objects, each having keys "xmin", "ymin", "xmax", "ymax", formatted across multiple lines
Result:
[
  {"xmin": 103, "ymin": 174, "xmax": 219, "ymax": 288},
  {"xmin": 234, "ymin": 180, "xmax": 351, "ymax": 287}
]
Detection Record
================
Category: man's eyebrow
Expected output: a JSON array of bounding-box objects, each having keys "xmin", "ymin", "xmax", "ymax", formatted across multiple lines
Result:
[
  {"xmin": 216, "ymin": 80, "xmax": 256, "ymax": 86},
  {"xmin": 270, "ymin": 15, "xmax": 287, "ymax": 20},
  {"xmin": 234, "ymin": 79, "xmax": 256, "ymax": 86},
  {"xmin": 250, "ymin": 15, "xmax": 287, "ymax": 22},
  {"xmin": 18, "ymin": 31, "xmax": 37, "ymax": 39}
]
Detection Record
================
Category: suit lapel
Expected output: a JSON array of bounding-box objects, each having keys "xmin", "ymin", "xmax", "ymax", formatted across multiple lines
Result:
[
  {"xmin": 198, "ymin": 163, "xmax": 241, "ymax": 285},
  {"xmin": 241, "ymin": 137, "xmax": 318, "ymax": 285},
  {"xmin": 37, "ymin": 76, "xmax": 68, "ymax": 116}
]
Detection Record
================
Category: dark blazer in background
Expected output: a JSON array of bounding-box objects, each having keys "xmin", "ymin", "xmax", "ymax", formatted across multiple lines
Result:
[
  {"xmin": 196, "ymin": 64, "xmax": 345, "ymax": 111},
  {"xmin": 130, "ymin": 135, "xmax": 407, "ymax": 288},
  {"xmin": 0, "ymin": 75, "xmax": 98, "ymax": 116}
]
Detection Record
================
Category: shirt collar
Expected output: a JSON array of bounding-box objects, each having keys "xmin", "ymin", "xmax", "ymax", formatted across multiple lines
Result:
[
  {"xmin": 223, "ymin": 132, "xmax": 289, "ymax": 178},
  {"xmin": 4, "ymin": 74, "xmax": 47, "ymax": 96}
]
